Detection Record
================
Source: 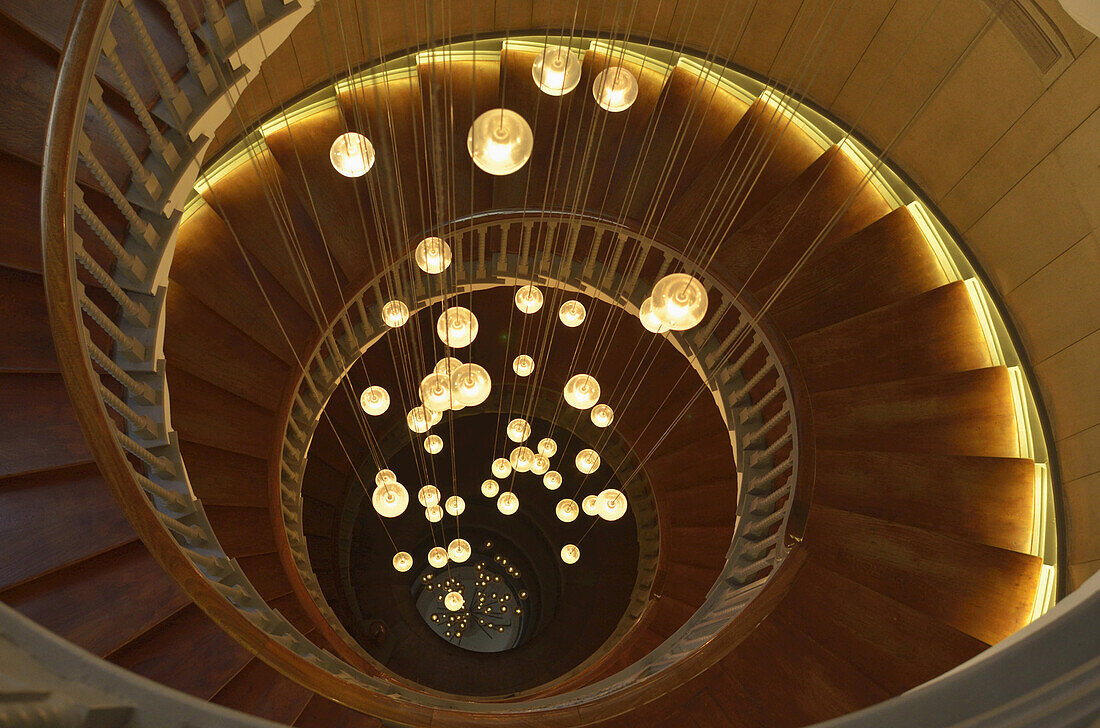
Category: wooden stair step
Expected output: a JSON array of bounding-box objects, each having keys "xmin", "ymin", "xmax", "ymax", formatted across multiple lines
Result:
[
  {"xmin": 790, "ymin": 281, "xmax": 994, "ymax": 391},
  {"xmin": 759, "ymin": 206, "xmax": 949, "ymax": 338},
  {"xmin": 645, "ymin": 594, "xmax": 699, "ymax": 639},
  {"xmin": 0, "ymin": 540, "xmax": 189, "ymax": 656},
  {"xmin": 202, "ymin": 505, "xmax": 278, "ymax": 559},
  {"xmin": 165, "ymin": 364, "xmax": 278, "ymax": 460},
  {"xmin": 804, "ymin": 504, "xmax": 1042, "ymax": 644},
  {"xmin": 666, "ymin": 526, "xmax": 733, "ymax": 569},
  {"xmin": 0, "ymin": 462, "xmax": 135, "ymax": 591},
  {"xmin": 0, "ymin": 372, "xmax": 92, "ymax": 478},
  {"xmin": 106, "ymin": 603, "xmax": 253, "ymax": 700},
  {"xmin": 661, "ymin": 560, "xmax": 720, "ymax": 605},
  {"xmin": 178, "ymin": 440, "xmax": 270, "ymax": 508},
  {"xmin": 211, "ymin": 656, "xmax": 314, "ymax": 724},
  {"xmin": 293, "ymin": 694, "xmax": 383, "ymax": 728},
  {"xmin": 813, "ymin": 449, "xmax": 1035, "ymax": 552},
  {"xmin": 234, "ymin": 552, "xmax": 296, "ymax": 602},
  {"xmin": 0, "ymin": 266, "xmax": 60, "ymax": 372},
  {"xmin": 810, "ymin": 366, "xmax": 1022, "ymax": 458}
]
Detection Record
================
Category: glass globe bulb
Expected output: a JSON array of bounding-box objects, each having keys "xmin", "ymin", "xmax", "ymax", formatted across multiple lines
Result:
[
  {"xmin": 561, "ymin": 544, "xmax": 580, "ymax": 564},
  {"xmin": 375, "ymin": 469, "xmax": 396, "ymax": 488},
  {"xmin": 445, "ymin": 495, "xmax": 465, "ymax": 517},
  {"xmin": 372, "ymin": 482, "xmax": 408, "ymax": 518},
  {"xmin": 597, "ymin": 488, "xmax": 629, "ymax": 521},
  {"xmin": 563, "ymin": 374, "xmax": 601, "ymax": 410},
  {"xmin": 650, "ymin": 273, "xmax": 709, "ymax": 331},
  {"xmin": 434, "ymin": 357, "xmax": 463, "ymax": 376},
  {"xmin": 407, "ymin": 405, "xmax": 441, "ymax": 433},
  {"xmin": 417, "ymin": 485, "xmax": 441, "ymax": 508},
  {"xmin": 593, "ymin": 67, "xmax": 639, "ymax": 112},
  {"xmin": 543, "ymin": 470, "xmax": 562, "ymax": 490},
  {"xmin": 558, "ymin": 299, "xmax": 587, "ymax": 327},
  {"xmin": 329, "ymin": 132, "xmax": 375, "ymax": 177},
  {"xmin": 436, "ymin": 306, "xmax": 479, "ymax": 348},
  {"xmin": 419, "ymin": 372, "xmax": 453, "ymax": 412},
  {"xmin": 481, "ymin": 479, "xmax": 499, "ymax": 497},
  {"xmin": 448, "ymin": 538, "xmax": 472, "ymax": 564},
  {"xmin": 575, "ymin": 448, "xmax": 601, "ymax": 474},
  {"xmin": 538, "ymin": 437, "xmax": 558, "ymax": 457},
  {"xmin": 392, "ymin": 551, "xmax": 413, "ymax": 572},
  {"xmin": 444, "ymin": 590, "xmax": 465, "ymax": 611},
  {"xmin": 515, "ymin": 285, "xmax": 544, "ymax": 314},
  {"xmin": 381, "ymin": 299, "xmax": 410, "ymax": 328},
  {"xmin": 491, "ymin": 457, "xmax": 513, "ymax": 479},
  {"xmin": 467, "ymin": 108, "xmax": 534, "ymax": 176},
  {"xmin": 360, "ymin": 386, "xmax": 389, "ymax": 416},
  {"xmin": 513, "ymin": 354, "xmax": 535, "ymax": 377},
  {"xmin": 428, "ymin": 546, "xmax": 449, "ymax": 568},
  {"xmin": 425, "ymin": 505, "xmax": 443, "ymax": 523},
  {"xmin": 582, "ymin": 494, "xmax": 599, "ymax": 516},
  {"xmin": 506, "ymin": 418, "xmax": 531, "ymax": 443},
  {"xmin": 497, "ymin": 491, "xmax": 519, "ymax": 515},
  {"xmin": 450, "ymin": 363, "xmax": 492, "ymax": 407},
  {"xmin": 414, "ymin": 236, "xmax": 452, "ymax": 274},
  {"xmin": 532, "ymin": 46, "xmax": 582, "ymax": 96},
  {"xmin": 510, "ymin": 446, "xmax": 535, "ymax": 472},
  {"xmin": 638, "ymin": 296, "xmax": 671, "ymax": 334},
  {"xmin": 555, "ymin": 498, "xmax": 580, "ymax": 523},
  {"xmin": 424, "ymin": 434, "xmax": 444, "ymax": 454},
  {"xmin": 590, "ymin": 403, "xmax": 614, "ymax": 428},
  {"xmin": 531, "ymin": 454, "xmax": 550, "ymax": 475}
]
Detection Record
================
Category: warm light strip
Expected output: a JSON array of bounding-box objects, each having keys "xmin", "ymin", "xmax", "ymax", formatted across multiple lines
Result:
[
  {"xmin": 501, "ymin": 37, "xmax": 589, "ymax": 59},
  {"xmin": 259, "ymin": 91, "xmax": 338, "ymax": 137},
  {"xmin": 334, "ymin": 63, "xmax": 418, "ymax": 96},
  {"xmin": 1032, "ymin": 463, "xmax": 1050, "ymax": 556},
  {"xmin": 907, "ymin": 201, "xmax": 962, "ymax": 282},
  {"xmin": 838, "ymin": 139, "xmax": 906, "ymax": 209},
  {"xmin": 758, "ymin": 87, "xmax": 833, "ymax": 150},
  {"xmin": 674, "ymin": 57, "xmax": 760, "ymax": 105},
  {"xmin": 1009, "ymin": 366, "xmax": 1036, "ymax": 459},
  {"xmin": 963, "ymin": 278, "xmax": 1006, "ymax": 367},
  {"xmin": 1030, "ymin": 563, "xmax": 1056, "ymax": 623},
  {"xmin": 588, "ymin": 40, "xmax": 676, "ymax": 78},
  {"xmin": 192, "ymin": 133, "xmax": 267, "ymax": 195},
  {"xmin": 415, "ymin": 47, "xmax": 502, "ymax": 65}
]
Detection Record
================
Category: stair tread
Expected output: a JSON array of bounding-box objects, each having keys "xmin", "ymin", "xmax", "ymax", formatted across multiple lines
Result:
[
  {"xmin": 178, "ymin": 439, "xmax": 270, "ymax": 508},
  {"xmin": 0, "ymin": 372, "xmax": 93, "ymax": 478},
  {"xmin": 202, "ymin": 504, "xmax": 278, "ymax": 559},
  {"xmin": 166, "ymin": 363, "xmax": 278, "ymax": 460},
  {"xmin": 211, "ymin": 656, "xmax": 314, "ymax": 723},
  {"xmin": 293, "ymin": 694, "xmax": 383, "ymax": 728},
  {"xmin": 234, "ymin": 552, "xmax": 296, "ymax": 602}
]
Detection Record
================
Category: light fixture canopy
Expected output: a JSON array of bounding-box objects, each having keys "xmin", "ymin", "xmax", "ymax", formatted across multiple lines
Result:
[
  {"xmin": 329, "ymin": 132, "xmax": 375, "ymax": 177},
  {"xmin": 532, "ymin": 46, "xmax": 582, "ymax": 96},
  {"xmin": 360, "ymin": 386, "xmax": 390, "ymax": 415},
  {"xmin": 592, "ymin": 67, "xmax": 638, "ymax": 112},
  {"xmin": 382, "ymin": 300, "xmax": 409, "ymax": 327},
  {"xmin": 414, "ymin": 236, "xmax": 452, "ymax": 274},
  {"xmin": 467, "ymin": 108, "xmax": 534, "ymax": 175}
]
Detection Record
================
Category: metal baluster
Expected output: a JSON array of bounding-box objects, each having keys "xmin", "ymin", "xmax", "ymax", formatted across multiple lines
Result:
[
  {"xmin": 161, "ymin": 0, "xmax": 218, "ymax": 93},
  {"xmin": 117, "ymin": 0, "xmax": 192, "ymax": 126},
  {"xmin": 199, "ymin": 0, "xmax": 234, "ymax": 49},
  {"xmin": 518, "ymin": 222, "xmax": 533, "ymax": 276},
  {"xmin": 730, "ymin": 360, "xmax": 775, "ymax": 404},
  {"xmin": 742, "ymin": 404, "xmax": 790, "ymax": 449},
  {"xmin": 134, "ymin": 471, "xmax": 189, "ymax": 510},
  {"xmin": 740, "ymin": 381, "xmax": 784, "ymax": 423},
  {"xmin": 476, "ymin": 226, "xmax": 487, "ymax": 278},
  {"xmin": 750, "ymin": 429, "xmax": 792, "ymax": 467}
]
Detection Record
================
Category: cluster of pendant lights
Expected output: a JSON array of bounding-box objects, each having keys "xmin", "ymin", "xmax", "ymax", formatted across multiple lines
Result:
[{"xmin": 334, "ymin": 45, "xmax": 707, "ymax": 579}]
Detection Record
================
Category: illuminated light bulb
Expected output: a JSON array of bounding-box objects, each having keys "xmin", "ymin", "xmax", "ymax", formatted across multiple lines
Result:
[
  {"xmin": 444, "ymin": 591, "xmax": 465, "ymax": 611},
  {"xmin": 392, "ymin": 551, "xmax": 413, "ymax": 572},
  {"xmin": 593, "ymin": 67, "xmax": 638, "ymax": 112},
  {"xmin": 450, "ymin": 363, "xmax": 492, "ymax": 407},
  {"xmin": 382, "ymin": 300, "xmax": 409, "ymax": 328},
  {"xmin": 434, "ymin": 357, "xmax": 463, "ymax": 376},
  {"xmin": 597, "ymin": 488, "xmax": 629, "ymax": 521},
  {"xmin": 417, "ymin": 485, "xmax": 441, "ymax": 508},
  {"xmin": 425, "ymin": 505, "xmax": 443, "ymax": 523},
  {"xmin": 513, "ymin": 354, "xmax": 535, "ymax": 377},
  {"xmin": 360, "ymin": 386, "xmax": 389, "ymax": 416},
  {"xmin": 582, "ymin": 494, "xmax": 599, "ymax": 516},
  {"xmin": 515, "ymin": 285, "xmax": 544, "ymax": 314},
  {"xmin": 424, "ymin": 434, "xmax": 444, "ymax": 454},
  {"xmin": 419, "ymin": 372, "xmax": 453, "ymax": 412},
  {"xmin": 445, "ymin": 495, "xmax": 465, "ymax": 517},
  {"xmin": 414, "ymin": 236, "xmax": 452, "ymax": 274},
  {"xmin": 375, "ymin": 469, "xmax": 396, "ymax": 488},
  {"xmin": 510, "ymin": 446, "xmax": 535, "ymax": 472},
  {"xmin": 467, "ymin": 108, "xmax": 534, "ymax": 176},
  {"xmin": 561, "ymin": 544, "xmax": 580, "ymax": 564},
  {"xmin": 448, "ymin": 538, "xmax": 472, "ymax": 563},
  {"xmin": 506, "ymin": 418, "xmax": 531, "ymax": 443},
  {"xmin": 531, "ymin": 454, "xmax": 550, "ymax": 475},
  {"xmin": 538, "ymin": 437, "xmax": 558, "ymax": 457},
  {"xmin": 428, "ymin": 546, "xmax": 449, "ymax": 568},
  {"xmin": 532, "ymin": 46, "xmax": 582, "ymax": 96},
  {"xmin": 372, "ymin": 482, "xmax": 408, "ymax": 518},
  {"xmin": 481, "ymin": 479, "xmax": 499, "ymax": 497},
  {"xmin": 590, "ymin": 404, "xmax": 614, "ymax": 428},
  {"xmin": 329, "ymin": 132, "xmax": 375, "ymax": 177},
  {"xmin": 555, "ymin": 498, "xmax": 580, "ymax": 523},
  {"xmin": 436, "ymin": 306, "xmax": 479, "ymax": 348},
  {"xmin": 491, "ymin": 457, "xmax": 513, "ymax": 479},
  {"xmin": 497, "ymin": 491, "xmax": 519, "ymax": 515},
  {"xmin": 407, "ymin": 405, "xmax": 441, "ymax": 433},
  {"xmin": 638, "ymin": 296, "xmax": 671, "ymax": 334},
  {"xmin": 575, "ymin": 448, "xmax": 601, "ymax": 474},
  {"xmin": 543, "ymin": 470, "xmax": 562, "ymax": 490},
  {"xmin": 558, "ymin": 299, "xmax": 587, "ymax": 327},
  {"xmin": 563, "ymin": 374, "xmax": 601, "ymax": 410},
  {"xmin": 650, "ymin": 273, "xmax": 709, "ymax": 331}
]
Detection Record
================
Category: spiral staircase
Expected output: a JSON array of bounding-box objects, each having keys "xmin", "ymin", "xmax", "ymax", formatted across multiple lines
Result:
[{"xmin": 1, "ymin": 1, "xmax": 1097, "ymax": 727}]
